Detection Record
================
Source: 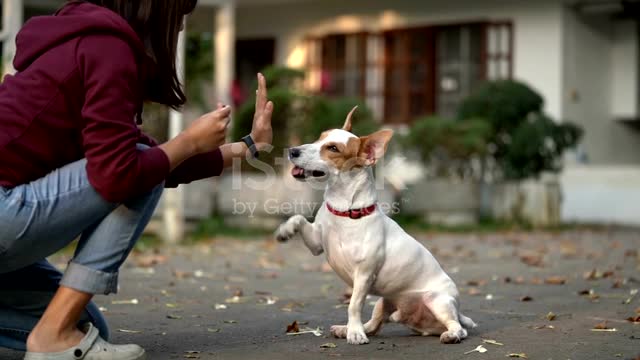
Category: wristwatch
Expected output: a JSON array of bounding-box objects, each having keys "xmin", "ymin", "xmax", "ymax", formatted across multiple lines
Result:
[{"xmin": 241, "ymin": 134, "xmax": 259, "ymax": 159}]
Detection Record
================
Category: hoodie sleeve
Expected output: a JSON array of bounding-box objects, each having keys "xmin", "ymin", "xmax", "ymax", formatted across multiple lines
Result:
[
  {"xmin": 77, "ymin": 34, "xmax": 170, "ymax": 203},
  {"xmin": 137, "ymin": 132, "xmax": 224, "ymax": 188}
]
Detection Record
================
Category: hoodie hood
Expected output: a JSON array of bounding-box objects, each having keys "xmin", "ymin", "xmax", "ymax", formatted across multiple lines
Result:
[{"xmin": 14, "ymin": 1, "xmax": 145, "ymax": 71}]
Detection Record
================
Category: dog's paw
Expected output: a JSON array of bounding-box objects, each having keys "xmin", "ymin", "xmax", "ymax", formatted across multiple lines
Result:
[
  {"xmin": 330, "ymin": 325, "xmax": 348, "ymax": 338},
  {"xmin": 275, "ymin": 216, "xmax": 302, "ymax": 242},
  {"xmin": 346, "ymin": 325, "xmax": 369, "ymax": 345},
  {"xmin": 439, "ymin": 330, "xmax": 462, "ymax": 344}
]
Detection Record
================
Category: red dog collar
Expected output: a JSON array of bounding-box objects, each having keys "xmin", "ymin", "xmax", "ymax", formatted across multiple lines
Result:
[{"xmin": 326, "ymin": 202, "xmax": 377, "ymax": 219}]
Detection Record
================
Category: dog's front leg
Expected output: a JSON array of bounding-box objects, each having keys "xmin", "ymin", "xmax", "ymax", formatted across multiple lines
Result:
[
  {"xmin": 275, "ymin": 215, "xmax": 323, "ymax": 255},
  {"xmin": 331, "ymin": 268, "xmax": 375, "ymax": 344}
]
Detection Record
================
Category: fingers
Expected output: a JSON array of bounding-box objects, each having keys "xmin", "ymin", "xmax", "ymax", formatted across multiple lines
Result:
[
  {"xmin": 260, "ymin": 101, "xmax": 274, "ymax": 125},
  {"xmin": 255, "ymin": 73, "xmax": 267, "ymax": 115},
  {"xmin": 215, "ymin": 104, "xmax": 232, "ymax": 117}
]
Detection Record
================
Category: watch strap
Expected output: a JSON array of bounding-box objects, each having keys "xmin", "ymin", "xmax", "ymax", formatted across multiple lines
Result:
[{"xmin": 241, "ymin": 134, "xmax": 259, "ymax": 159}]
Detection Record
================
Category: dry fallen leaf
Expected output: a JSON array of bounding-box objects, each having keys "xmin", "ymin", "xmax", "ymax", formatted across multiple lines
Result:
[
  {"xmin": 134, "ymin": 254, "xmax": 167, "ymax": 268},
  {"xmin": 281, "ymin": 301, "xmax": 305, "ymax": 312},
  {"xmin": 625, "ymin": 315, "xmax": 640, "ymax": 324},
  {"xmin": 520, "ymin": 296, "xmax": 533, "ymax": 302},
  {"xmin": 520, "ymin": 255, "xmax": 543, "ymax": 267},
  {"xmin": 166, "ymin": 314, "xmax": 182, "ymax": 320},
  {"xmin": 257, "ymin": 296, "xmax": 279, "ymax": 305},
  {"xmin": 468, "ymin": 287, "xmax": 482, "ymax": 296},
  {"xmin": 111, "ymin": 299, "xmax": 138, "ymax": 305},
  {"xmin": 591, "ymin": 321, "xmax": 616, "ymax": 331},
  {"xmin": 184, "ymin": 351, "xmax": 200, "ymax": 359},
  {"xmin": 544, "ymin": 276, "xmax": 567, "ymax": 285},
  {"xmin": 546, "ymin": 312, "xmax": 556, "ymax": 321},
  {"xmin": 286, "ymin": 321, "xmax": 299, "ymax": 333},
  {"xmin": 207, "ymin": 328, "xmax": 221, "ymax": 333},
  {"xmin": 320, "ymin": 343, "xmax": 337, "ymax": 348},
  {"xmin": 225, "ymin": 296, "xmax": 246, "ymax": 304},
  {"xmin": 583, "ymin": 269, "xmax": 614, "ymax": 280},
  {"xmin": 464, "ymin": 345, "xmax": 488, "ymax": 355},
  {"xmin": 507, "ymin": 353, "xmax": 528, "ymax": 358},
  {"xmin": 482, "ymin": 339, "xmax": 504, "ymax": 346},
  {"xmin": 467, "ymin": 280, "xmax": 488, "ymax": 287},
  {"xmin": 504, "ymin": 276, "xmax": 526, "ymax": 284},
  {"xmin": 532, "ymin": 324, "xmax": 555, "ymax": 330},
  {"xmin": 172, "ymin": 269, "xmax": 192, "ymax": 279},
  {"xmin": 530, "ymin": 277, "xmax": 544, "ymax": 285}
]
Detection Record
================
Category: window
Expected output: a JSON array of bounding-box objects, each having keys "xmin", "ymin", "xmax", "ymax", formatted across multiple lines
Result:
[{"xmin": 306, "ymin": 22, "xmax": 513, "ymax": 123}]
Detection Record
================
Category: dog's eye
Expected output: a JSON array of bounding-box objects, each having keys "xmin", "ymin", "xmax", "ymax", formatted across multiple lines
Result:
[{"xmin": 327, "ymin": 145, "xmax": 340, "ymax": 153}]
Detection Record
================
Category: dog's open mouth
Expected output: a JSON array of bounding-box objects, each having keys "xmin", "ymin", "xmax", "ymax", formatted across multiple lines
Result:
[{"xmin": 292, "ymin": 166, "xmax": 326, "ymax": 179}]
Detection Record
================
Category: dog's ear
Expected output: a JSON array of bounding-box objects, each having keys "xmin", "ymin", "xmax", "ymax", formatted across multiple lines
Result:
[
  {"xmin": 342, "ymin": 106, "xmax": 358, "ymax": 132},
  {"xmin": 358, "ymin": 129, "xmax": 394, "ymax": 166}
]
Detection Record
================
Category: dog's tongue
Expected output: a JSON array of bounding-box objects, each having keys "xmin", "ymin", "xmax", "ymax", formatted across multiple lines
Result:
[{"xmin": 291, "ymin": 166, "xmax": 305, "ymax": 177}]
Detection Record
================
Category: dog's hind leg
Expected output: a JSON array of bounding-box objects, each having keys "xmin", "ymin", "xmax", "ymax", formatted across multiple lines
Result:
[
  {"xmin": 422, "ymin": 292, "xmax": 466, "ymax": 344},
  {"xmin": 363, "ymin": 298, "xmax": 394, "ymax": 336},
  {"xmin": 275, "ymin": 215, "xmax": 323, "ymax": 255}
]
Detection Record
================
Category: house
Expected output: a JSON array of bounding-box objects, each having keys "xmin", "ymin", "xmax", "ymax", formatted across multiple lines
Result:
[{"xmin": 2, "ymin": 0, "xmax": 640, "ymax": 226}]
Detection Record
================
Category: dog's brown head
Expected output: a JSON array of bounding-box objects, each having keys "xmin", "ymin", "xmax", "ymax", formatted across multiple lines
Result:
[{"xmin": 288, "ymin": 106, "xmax": 394, "ymax": 181}]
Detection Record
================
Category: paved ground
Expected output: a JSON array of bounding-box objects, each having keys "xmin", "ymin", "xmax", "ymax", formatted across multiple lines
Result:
[{"xmin": 1, "ymin": 228, "xmax": 639, "ymax": 360}]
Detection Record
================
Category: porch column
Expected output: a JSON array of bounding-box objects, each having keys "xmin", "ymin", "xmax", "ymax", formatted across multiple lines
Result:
[
  {"xmin": 1, "ymin": 0, "xmax": 24, "ymax": 77},
  {"xmin": 162, "ymin": 21, "xmax": 188, "ymax": 244},
  {"xmin": 215, "ymin": 1, "xmax": 235, "ymax": 108}
]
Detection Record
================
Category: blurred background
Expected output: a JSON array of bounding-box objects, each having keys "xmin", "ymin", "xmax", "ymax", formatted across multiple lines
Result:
[{"xmin": 2, "ymin": 0, "xmax": 640, "ymax": 243}]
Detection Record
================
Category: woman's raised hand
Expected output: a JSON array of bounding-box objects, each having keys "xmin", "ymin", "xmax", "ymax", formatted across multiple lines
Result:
[{"xmin": 250, "ymin": 73, "xmax": 274, "ymax": 151}]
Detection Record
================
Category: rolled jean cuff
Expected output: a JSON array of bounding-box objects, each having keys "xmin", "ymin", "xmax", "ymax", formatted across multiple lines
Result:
[{"xmin": 60, "ymin": 262, "xmax": 118, "ymax": 295}]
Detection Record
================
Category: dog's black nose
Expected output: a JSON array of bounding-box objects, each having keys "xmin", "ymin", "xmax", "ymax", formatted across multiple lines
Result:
[{"xmin": 289, "ymin": 148, "xmax": 301, "ymax": 158}]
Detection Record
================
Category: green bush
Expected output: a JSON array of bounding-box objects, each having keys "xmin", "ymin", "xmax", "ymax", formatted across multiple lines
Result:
[
  {"xmin": 232, "ymin": 65, "xmax": 378, "ymax": 171},
  {"xmin": 458, "ymin": 80, "xmax": 582, "ymax": 180},
  {"xmin": 404, "ymin": 116, "xmax": 491, "ymax": 178}
]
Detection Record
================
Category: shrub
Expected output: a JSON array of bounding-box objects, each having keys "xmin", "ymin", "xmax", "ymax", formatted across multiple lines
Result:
[
  {"xmin": 404, "ymin": 116, "xmax": 491, "ymax": 179},
  {"xmin": 458, "ymin": 80, "xmax": 582, "ymax": 180}
]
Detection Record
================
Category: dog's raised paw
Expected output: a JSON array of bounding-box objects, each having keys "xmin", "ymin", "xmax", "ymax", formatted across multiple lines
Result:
[
  {"xmin": 275, "ymin": 224, "xmax": 295, "ymax": 242},
  {"xmin": 347, "ymin": 326, "xmax": 369, "ymax": 345},
  {"xmin": 330, "ymin": 325, "xmax": 348, "ymax": 338}
]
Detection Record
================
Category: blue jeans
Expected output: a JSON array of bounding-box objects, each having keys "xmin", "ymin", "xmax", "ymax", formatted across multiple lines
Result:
[{"xmin": 0, "ymin": 148, "xmax": 164, "ymax": 351}]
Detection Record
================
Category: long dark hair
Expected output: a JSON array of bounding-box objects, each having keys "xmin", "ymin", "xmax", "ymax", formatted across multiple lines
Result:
[{"xmin": 81, "ymin": 0, "xmax": 198, "ymax": 109}]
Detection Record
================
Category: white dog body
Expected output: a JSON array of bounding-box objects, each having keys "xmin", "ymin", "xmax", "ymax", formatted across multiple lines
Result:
[{"xmin": 277, "ymin": 109, "xmax": 476, "ymax": 345}]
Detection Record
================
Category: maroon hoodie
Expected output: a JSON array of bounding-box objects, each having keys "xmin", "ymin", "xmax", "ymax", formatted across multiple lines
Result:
[{"xmin": 0, "ymin": 1, "xmax": 223, "ymax": 203}]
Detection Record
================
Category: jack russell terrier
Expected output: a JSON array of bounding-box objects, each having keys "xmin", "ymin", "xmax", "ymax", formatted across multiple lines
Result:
[{"xmin": 276, "ymin": 107, "xmax": 476, "ymax": 345}]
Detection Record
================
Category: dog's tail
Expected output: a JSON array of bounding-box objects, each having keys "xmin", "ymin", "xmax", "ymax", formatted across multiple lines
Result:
[{"xmin": 459, "ymin": 313, "xmax": 477, "ymax": 329}]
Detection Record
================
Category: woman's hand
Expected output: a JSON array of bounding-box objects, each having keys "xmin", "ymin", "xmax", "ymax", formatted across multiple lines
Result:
[
  {"xmin": 250, "ymin": 73, "xmax": 274, "ymax": 151},
  {"xmin": 183, "ymin": 105, "xmax": 231, "ymax": 154}
]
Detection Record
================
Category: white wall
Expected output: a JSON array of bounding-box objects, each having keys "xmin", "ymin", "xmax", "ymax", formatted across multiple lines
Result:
[
  {"xmin": 561, "ymin": 8, "xmax": 640, "ymax": 165},
  {"xmin": 236, "ymin": 0, "xmax": 565, "ymax": 119},
  {"xmin": 611, "ymin": 21, "xmax": 639, "ymax": 119},
  {"xmin": 561, "ymin": 166, "xmax": 640, "ymax": 226}
]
